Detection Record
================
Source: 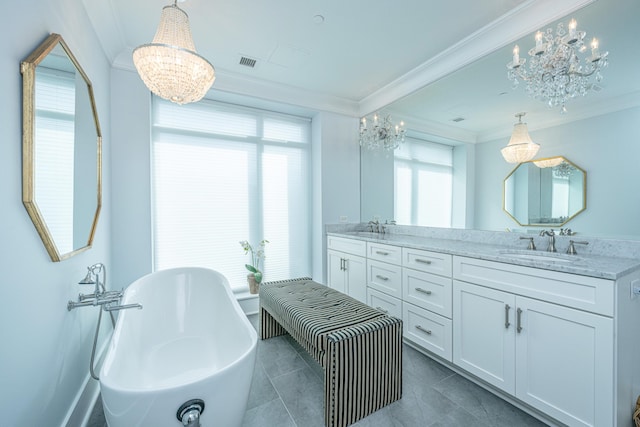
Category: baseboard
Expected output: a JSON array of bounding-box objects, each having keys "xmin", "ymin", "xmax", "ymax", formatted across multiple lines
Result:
[
  {"xmin": 64, "ymin": 376, "xmax": 100, "ymax": 427},
  {"xmin": 402, "ymin": 339, "xmax": 560, "ymax": 427},
  {"xmin": 62, "ymin": 339, "xmax": 109, "ymax": 427},
  {"xmin": 236, "ymin": 292, "xmax": 259, "ymax": 315}
]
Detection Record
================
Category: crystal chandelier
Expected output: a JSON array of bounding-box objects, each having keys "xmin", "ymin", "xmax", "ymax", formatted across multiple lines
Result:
[
  {"xmin": 553, "ymin": 161, "xmax": 575, "ymax": 178},
  {"xmin": 507, "ymin": 18, "xmax": 608, "ymax": 113},
  {"xmin": 501, "ymin": 113, "xmax": 540, "ymax": 163},
  {"xmin": 133, "ymin": 1, "xmax": 215, "ymax": 105},
  {"xmin": 359, "ymin": 113, "xmax": 406, "ymax": 151}
]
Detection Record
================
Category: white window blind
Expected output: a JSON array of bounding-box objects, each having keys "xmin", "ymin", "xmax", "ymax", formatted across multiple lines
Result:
[
  {"xmin": 152, "ymin": 97, "xmax": 311, "ymax": 291},
  {"xmin": 394, "ymin": 137, "xmax": 453, "ymax": 227},
  {"xmin": 34, "ymin": 67, "xmax": 76, "ymax": 254}
]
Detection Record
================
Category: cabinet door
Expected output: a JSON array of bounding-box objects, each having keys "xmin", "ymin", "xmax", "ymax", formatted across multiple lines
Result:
[
  {"xmin": 515, "ymin": 297, "xmax": 614, "ymax": 427},
  {"xmin": 453, "ymin": 280, "xmax": 516, "ymax": 394},
  {"xmin": 327, "ymin": 250, "xmax": 347, "ymax": 294},
  {"xmin": 345, "ymin": 254, "xmax": 367, "ymax": 303}
]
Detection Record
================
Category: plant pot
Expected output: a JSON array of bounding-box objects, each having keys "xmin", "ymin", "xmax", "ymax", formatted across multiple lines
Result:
[{"xmin": 247, "ymin": 273, "xmax": 259, "ymax": 294}]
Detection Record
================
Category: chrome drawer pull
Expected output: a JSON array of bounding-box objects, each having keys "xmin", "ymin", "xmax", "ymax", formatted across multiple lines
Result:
[
  {"xmin": 375, "ymin": 274, "xmax": 389, "ymax": 281},
  {"xmin": 505, "ymin": 304, "xmax": 511, "ymax": 329},
  {"xmin": 375, "ymin": 306, "xmax": 389, "ymax": 314},
  {"xmin": 375, "ymin": 250, "xmax": 389, "ymax": 255},
  {"xmin": 516, "ymin": 308, "xmax": 523, "ymax": 333},
  {"xmin": 415, "ymin": 258, "xmax": 432, "ymax": 265},
  {"xmin": 415, "ymin": 287, "xmax": 432, "ymax": 295},
  {"xmin": 416, "ymin": 325, "xmax": 432, "ymax": 335}
]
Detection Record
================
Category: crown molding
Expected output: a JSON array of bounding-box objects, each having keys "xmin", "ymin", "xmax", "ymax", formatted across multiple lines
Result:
[
  {"xmin": 86, "ymin": 0, "xmax": 597, "ymax": 120},
  {"xmin": 111, "ymin": 49, "xmax": 359, "ymax": 117}
]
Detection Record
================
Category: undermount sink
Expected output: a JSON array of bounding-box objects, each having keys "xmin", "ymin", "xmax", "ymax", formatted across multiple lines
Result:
[{"xmin": 498, "ymin": 249, "xmax": 580, "ymax": 263}]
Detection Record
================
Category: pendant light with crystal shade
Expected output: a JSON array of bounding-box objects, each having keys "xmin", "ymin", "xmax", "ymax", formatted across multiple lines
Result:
[
  {"xmin": 501, "ymin": 113, "xmax": 539, "ymax": 163},
  {"xmin": 133, "ymin": 1, "xmax": 215, "ymax": 105}
]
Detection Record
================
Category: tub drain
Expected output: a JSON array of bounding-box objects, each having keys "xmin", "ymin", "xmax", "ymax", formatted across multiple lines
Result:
[{"xmin": 176, "ymin": 399, "xmax": 205, "ymax": 426}]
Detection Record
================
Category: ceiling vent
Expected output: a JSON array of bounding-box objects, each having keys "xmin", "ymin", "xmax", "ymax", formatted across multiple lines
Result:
[{"xmin": 239, "ymin": 56, "xmax": 257, "ymax": 68}]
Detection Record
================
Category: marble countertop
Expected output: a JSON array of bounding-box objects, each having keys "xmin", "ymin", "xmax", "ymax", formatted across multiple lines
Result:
[{"xmin": 328, "ymin": 231, "xmax": 640, "ymax": 280}]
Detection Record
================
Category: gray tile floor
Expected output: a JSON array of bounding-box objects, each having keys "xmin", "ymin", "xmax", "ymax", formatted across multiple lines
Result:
[{"xmin": 88, "ymin": 314, "xmax": 548, "ymax": 427}]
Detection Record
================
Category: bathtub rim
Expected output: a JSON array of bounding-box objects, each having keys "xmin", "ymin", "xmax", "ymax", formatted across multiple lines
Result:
[{"xmin": 99, "ymin": 267, "xmax": 258, "ymax": 393}]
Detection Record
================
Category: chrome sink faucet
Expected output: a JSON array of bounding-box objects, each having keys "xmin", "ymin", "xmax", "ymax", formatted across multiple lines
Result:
[
  {"xmin": 539, "ymin": 229, "xmax": 557, "ymax": 252},
  {"xmin": 519, "ymin": 236, "xmax": 536, "ymax": 250}
]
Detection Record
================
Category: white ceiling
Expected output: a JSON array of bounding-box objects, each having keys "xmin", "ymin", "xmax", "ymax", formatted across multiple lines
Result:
[{"xmin": 83, "ymin": 0, "xmax": 638, "ymax": 142}]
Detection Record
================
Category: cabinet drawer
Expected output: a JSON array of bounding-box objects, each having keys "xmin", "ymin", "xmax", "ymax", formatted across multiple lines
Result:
[
  {"xmin": 367, "ymin": 242, "xmax": 402, "ymax": 265},
  {"xmin": 403, "ymin": 303, "xmax": 452, "ymax": 362},
  {"xmin": 403, "ymin": 248, "xmax": 452, "ymax": 277},
  {"xmin": 453, "ymin": 256, "xmax": 614, "ymax": 316},
  {"xmin": 403, "ymin": 269, "xmax": 452, "ymax": 318},
  {"xmin": 327, "ymin": 235, "xmax": 366, "ymax": 257},
  {"xmin": 367, "ymin": 259, "xmax": 402, "ymax": 298},
  {"xmin": 367, "ymin": 288, "xmax": 402, "ymax": 319}
]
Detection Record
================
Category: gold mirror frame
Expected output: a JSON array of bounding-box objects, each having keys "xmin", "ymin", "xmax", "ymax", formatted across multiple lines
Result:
[
  {"xmin": 503, "ymin": 156, "xmax": 586, "ymax": 227},
  {"xmin": 21, "ymin": 33, "xmax": 102, "ymax": 261}
]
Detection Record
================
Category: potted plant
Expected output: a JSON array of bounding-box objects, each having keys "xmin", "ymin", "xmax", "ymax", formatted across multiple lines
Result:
[{"xmin": 239, "ymin": 239, "xmax": 268, "ymax": 294}]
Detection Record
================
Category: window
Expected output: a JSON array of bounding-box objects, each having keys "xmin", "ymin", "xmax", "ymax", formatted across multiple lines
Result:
[
  {"xmin": 152, "ymin": 98, "xmax": 311, "ymax": 291},
  {"xmin": 394, "ymin": 137, "xmax": 453, "ymax": 227},
  {"xmin": 34, "ymin": 68, "xmax": 76, "ymax": 254}
]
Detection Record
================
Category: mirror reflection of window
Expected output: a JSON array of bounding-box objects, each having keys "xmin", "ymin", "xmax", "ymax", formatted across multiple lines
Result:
[
  {"xmin": 551, "ymin": 174, "xmax": 569, "ymax": 220},
  {"xmin": 394, "ymin": 138, "xmax": 453, "ymax": 227},
  {"xmin": 34, "ymin": 67, "xmax": 76, "ymax": 254}
]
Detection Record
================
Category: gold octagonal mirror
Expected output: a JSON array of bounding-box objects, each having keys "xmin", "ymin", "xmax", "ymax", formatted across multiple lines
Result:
[
  {"xmin": 21, "ymin": 33, "xmax": 102, "ymax": 262},
  {"xmin": 503, "ymin": 156, "xmax": 586, "ymax": 227}
]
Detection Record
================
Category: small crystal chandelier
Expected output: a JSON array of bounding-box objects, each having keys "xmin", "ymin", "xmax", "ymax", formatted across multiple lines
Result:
[
  {"xmin": 507, "ymin": 18, "xmax": 608, "ymax": 113},
  {"xmin": 553, "ymin": 161, "xmax": 575, "ymax": 178},
  {"xmin": 501, "ymin": 113, "xmax": 540, "ymax": 163},
  {"xmin": 133, "ymin": 1, "xmax": 215, "ymax": 105},
  {"xmin": 359, "ymin": 113, "xmax": 406, "ymax": 151}
]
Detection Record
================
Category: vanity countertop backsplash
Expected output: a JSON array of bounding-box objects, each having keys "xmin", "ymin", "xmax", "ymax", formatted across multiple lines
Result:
[{"xmin": 326, "ymin": 224, "xmax": 640, "ymax": 280}]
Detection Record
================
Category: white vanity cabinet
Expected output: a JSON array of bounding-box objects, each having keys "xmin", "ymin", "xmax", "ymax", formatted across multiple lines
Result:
[
  {"xmin": 326, "ymin": 232, "xmax": 640, "ymax": 427},
  {"xmin": 326, "ymin": 236, "xmax": 367, "ymax": 303},
  {"xmin": 453, "ymin": 256, "xmax": 614, "ymax": 427}
]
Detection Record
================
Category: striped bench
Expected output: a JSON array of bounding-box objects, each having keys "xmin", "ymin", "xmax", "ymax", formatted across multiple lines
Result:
[{"xmin": 259, "ymin": 278, "xmax": 403, "ymax": 427}]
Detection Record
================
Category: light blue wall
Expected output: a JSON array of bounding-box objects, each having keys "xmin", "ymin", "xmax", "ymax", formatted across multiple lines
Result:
[
  {"xmin": 0, "ymin": 1, "xmax": 112, "ymax": 426},
  {"xmin": 109, "ymin": 68, "xmax": 153, "ymax": 290},
  {"xmin": 311, "ymin": 112, "xmax": 361, "ymax": 281},
  {"xmin": 474, "ymin": 106, "xmax": 640, "ymax": 239}
]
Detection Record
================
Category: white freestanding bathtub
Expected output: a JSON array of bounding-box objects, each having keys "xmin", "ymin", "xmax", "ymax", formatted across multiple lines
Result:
[{"xmin": 100, "ymin": 267, "xmax": 257, "ymax": 427}]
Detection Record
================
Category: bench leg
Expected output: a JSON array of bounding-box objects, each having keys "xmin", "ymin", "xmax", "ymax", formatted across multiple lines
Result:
[
  {"xmin": 324, "ymin": 319, "xmax": 403, "ymax": 427},
  {"xmin": 260, "ymin": 306, "xmax": 287, "ymax": 340}
]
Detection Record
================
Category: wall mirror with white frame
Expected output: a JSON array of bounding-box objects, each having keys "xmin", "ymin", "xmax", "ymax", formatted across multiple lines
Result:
[
  {"xmin": 360, "ymin": 0, "xmax": 640, "ymax": 240},
  {"xmin": 21, "ymin": 33, "xmax": 102, "ymax": 261}
]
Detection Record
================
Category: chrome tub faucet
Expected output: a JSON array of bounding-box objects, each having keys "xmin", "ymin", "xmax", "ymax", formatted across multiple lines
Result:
[{"xmin": 68, "ymin": 263, "xmax": 142, "ymax": 312}]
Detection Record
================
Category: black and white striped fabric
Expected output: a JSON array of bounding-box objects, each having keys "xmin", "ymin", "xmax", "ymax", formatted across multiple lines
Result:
[{"xmin": 260, "ymin": 278, "xmax": 402, "ymax": 427}]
